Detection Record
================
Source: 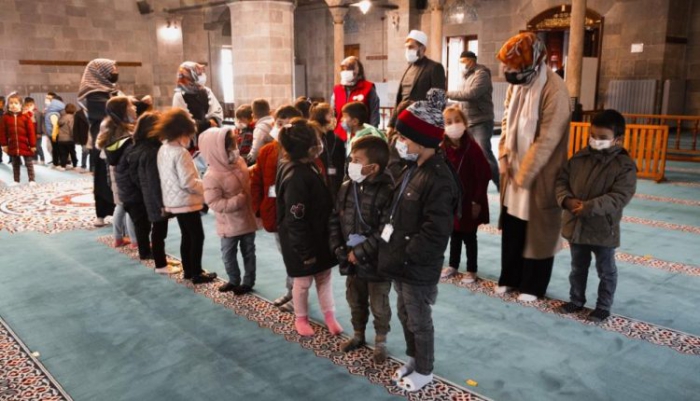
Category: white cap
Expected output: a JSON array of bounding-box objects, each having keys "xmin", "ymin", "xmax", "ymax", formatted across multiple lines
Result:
[{"xmin": 406, "ymin": 30, "xmax": 428, "ymax": 47}]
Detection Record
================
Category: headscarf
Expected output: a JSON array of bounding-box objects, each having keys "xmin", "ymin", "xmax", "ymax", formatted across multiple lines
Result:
[
  {"xmin": 177, "ymin": 61, "xmax": 205, "ymax": 94},
  {"xmin": 78, "ymin": 58, "xmax": 116, "ymax": 100},
  {"xmin": 496, "ymin": 32, "xmax": 546, "ymax": 72}
]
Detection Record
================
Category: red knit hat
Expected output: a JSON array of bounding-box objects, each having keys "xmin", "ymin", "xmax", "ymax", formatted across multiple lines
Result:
[{"xmin": 395, "ymin": 88, "xmax": 446, "ymax": 148}]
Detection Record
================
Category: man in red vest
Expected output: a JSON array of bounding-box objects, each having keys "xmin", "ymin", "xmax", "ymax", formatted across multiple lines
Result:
[{"xmin": 331, "ymin": 56, "xmax": 380, "ymax": 142}]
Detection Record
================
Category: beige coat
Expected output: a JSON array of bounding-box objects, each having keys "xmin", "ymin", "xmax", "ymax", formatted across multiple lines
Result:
[{"xmin": 498, "ymin": 68, "xmax": 570, "ymax": 259}]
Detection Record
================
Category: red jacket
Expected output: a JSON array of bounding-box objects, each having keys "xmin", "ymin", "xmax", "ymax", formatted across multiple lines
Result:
[
  {"xmin": 333, "ymin": 79, "xmax": 374, "ymax": 141},
  {"xmin": 0, "ymin": 112, "xmax": 36, "ymax": 157},
  {"xmin": 250, "ymin": 141, "xmax": 281, "ymax": 232},
  {"xmin": 442, "ymin": 134, "xmax": 491, "ymax": 232}
]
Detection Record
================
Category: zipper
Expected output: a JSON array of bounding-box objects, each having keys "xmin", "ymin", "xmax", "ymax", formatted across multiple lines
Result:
[{"xmin": 14, "ymin": 115, "xmax": 19, "ymax": 152}]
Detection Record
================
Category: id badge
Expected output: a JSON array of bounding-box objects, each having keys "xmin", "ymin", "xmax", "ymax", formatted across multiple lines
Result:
[
  {"xmin": 268, "ymin": 185, "xmax": 276, "ymax": 198},
  {"xmin": 381, "ymin": 224, "xmax": 394, "ymax": 243},
  {"xmin": 328, "ymin": 167, "xmax": 337, "ymax": 176}
]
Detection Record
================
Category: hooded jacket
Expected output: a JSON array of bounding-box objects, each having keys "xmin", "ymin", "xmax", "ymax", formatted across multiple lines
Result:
[
  {"xmin": 199, "ymin": 128, "xmax": 257, "ymax": 238},
  {"xmin": 44, "ymin": 99, "xmax": 66, "ymax": 138},
  {"xmin": 157, "ymin": 140, "xmax": 204, "ymax": 214},
  {"xmin": 250, "ymin": 140, "xmax": 281, "ymax": 232},
  {"xmin": 130, "ymin": 137, "xmax": 167, "ymax": 222},
  {"xmin": 1, "ymin": 111, "xmax": 36, "ymax": 157}
]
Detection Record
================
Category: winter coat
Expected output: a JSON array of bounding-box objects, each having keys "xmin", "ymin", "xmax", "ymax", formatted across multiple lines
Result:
[
  {"xmin": 114, "ymin": 140, "xmax": 143, "ymax": 207},
  {"xmin": 441, "ymin": 134, "xmax": 491, "ymax": 232},
  {"xmin": 247, "ymin": 115, "xmax": 274, "ymax": 163},
  {"xmin": 250, "ymin": 140, "xmax": 280, "ymax": 232},
  {"xmin": 498, "ymin": 68, "xmax": 570, "ymax": 259},
  {"xmin": 276, "ymin": 160, "xmax": 337, "ymax": 278},
  {"xmin": 44, "ymin": 99, "xmax": 65, "ymax": 139},
  {"xmin": 102, "ymin": 132, "xmax": 132, "ymax": 205},
  {"xmin": 85, "ymin": 91, "xmax": 114, "ymax": 214},
  {"xmin": 0, "ymin": 112, "xmax": 36, "ymax": 157},
  {"xmin": 238, "ymin": 122, "xmax": 255, "ymax": 160},
  {"xmin": 172, "ymin": 86, "xmax": 223, "ymax": 134},
  {"xmin": 73, "ymin": 109, "xmax": 90, "ymax": 146},
  {"xmin": 157, "ymin": 140, "xmax": 204, "ymax": 214},
  {"xmin": 199, "ymin": 128, "xmax": 257, "ymax": 238},
  {"xmin": 555, "ymin": 146, "xmax": 637, "ymax": 248},
  {"xmin": 446, "ymin": 64, "xmax": 495, "ymax": 126},
  {"xmin": 57, "ymin": 114, "xmax": 75, "ymax": 143},
  {"xmin": 319, "ymin": 130, "xmax": 347, "ymax": 201},
  {"xmin": 329, "ymin": 172, "xmax": 395, "ymax": 281},
  {"xmin": 395, "ymin": 56, "xmax": 446, "ymax": 106},
  {"xmin": 130, "ymin": 137, "xmax": 167, "ymax": 222},
  {"xmin": 378, "ymin": 153, "xmax": 460, "ymax": 286}
]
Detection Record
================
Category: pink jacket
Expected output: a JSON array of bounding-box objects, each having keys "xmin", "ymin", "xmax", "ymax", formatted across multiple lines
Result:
[{"xmin": 199, "ymin": 128, "xmax": 257, "ymax": 238}]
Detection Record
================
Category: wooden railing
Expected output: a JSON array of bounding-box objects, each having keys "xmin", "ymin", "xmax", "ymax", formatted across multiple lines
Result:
[
  {"xmin": 569, "ymin": 122, "xmax": 669, "ymax": 182},
  {"xmin": 379, "ymin": 107, "xmax": 395, "ymax": 131}
]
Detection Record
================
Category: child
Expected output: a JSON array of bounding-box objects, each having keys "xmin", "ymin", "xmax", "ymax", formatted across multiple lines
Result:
[
  {"xmin": 156, "ymin": 108, "xmax": 217, "ymax": 284},
  {"xmin": 246, "ymin": 98, "xmax": 274, "ymax": 164},
  {"xmin": 310, "ymin": 102, "xmax": 346, "ymax": 200},
  {"xmin": 440, "ymin": 106, "xmax": 491, "ymax": 284},
  {"xmin": 0, "ymin": 94, "xmax": 36, "ymax": 185},
  {"xmin": 276, "ymin": 118, "xmax": 343, "ymax": 337},
  {"xmin": 329, "ymin": 136, "xmax": 394, "ymax": 363},
  {"xmin": 250, "ymin": 105, "xmax": 302, "ymax": 311},
  {"xmin": 56, "ymin": 103, "xmax": 78, "ymax": 170},
  {"xmin": 378, "ymin": 89, "xmax": 459, "ymax": 392},
  {"xmin": 234, "ymin": 104, "xmax": 255, "ymax": 163},
  {"xmin": 22, "ymin": 97, "xmax": 45, "ymax": 165},
  {"xmin": 44, "ymin": 93, "xmax": 65, "ymax": 168},
  {"xmin": 340, "ymin": 102, "xmax": 386, "ymax": 156},
  {"xmin": 199, "ymin": 126, "xmax": 257, "ymax": 294},
  {"xmin": 555, "ymin": 109, "xmax": 637, "ymax": 322}
]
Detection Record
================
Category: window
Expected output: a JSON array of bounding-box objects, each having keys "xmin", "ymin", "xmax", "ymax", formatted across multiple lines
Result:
[
  {"xmin": 446, "ymin": 36, "xmax": 478, "ymax": 92},
  {"xmin": 221, "ymin": 47, "xmax": 234, "ymax": 104}
]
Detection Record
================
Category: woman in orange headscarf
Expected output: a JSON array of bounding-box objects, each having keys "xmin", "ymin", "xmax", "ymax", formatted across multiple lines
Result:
[{"xmin": 495, "ymin": 32, "xmax": 571, "ymax": 302}]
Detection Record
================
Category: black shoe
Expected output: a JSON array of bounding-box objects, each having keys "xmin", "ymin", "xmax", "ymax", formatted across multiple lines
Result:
[
  {"xmin": 218, "ymin": 282, "xmax": 239, "ymax": 293},
  {"xmin": 233, "ymin": 285, "xmax": 253, "ymax": 295},
  {"xmin": 587, "ymin": 308, "xmax": 611, "ymax": 323},
  {"xmin": 557, "ymin": 302, "xmax": 583, "ymax": 314},
  {"xmin": 191, "ymin": 271, "xmax": 217, "ymax": 284},
  {"xmin": 273, "ymin": 293, "xmax": 292, "ymax": 306}
]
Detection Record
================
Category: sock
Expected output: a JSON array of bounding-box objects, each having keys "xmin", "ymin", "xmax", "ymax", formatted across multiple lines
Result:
[
  {"xmin": 294, "ymin": 316, "xmax": 314, "ymax": 337},
  {"xmin": 400, "ymin": 372, "xmax": 433, "ymax": 392},
  {"xmin": 392, "ymin": 357, "xmax": 416, "ymax": 381},
  {"xmin": 324, "ymin": 311, "xmax": 343, "ymax": 335}
]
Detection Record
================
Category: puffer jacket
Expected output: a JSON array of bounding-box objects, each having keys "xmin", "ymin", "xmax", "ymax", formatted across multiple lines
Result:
[
  {"xmin": 103, "ymin": 135, "xmax": 132, "ymax": 205},
  {"xmin": 329, "ymin": 172, "xmax": 395, "ymax": 281},
  {"xmin": 57, "ymin": 114, "xmax": 74, "ymax": 142},
  {"xmin": 250, "ymin": 140, "xmax": 280, "ymax": 232},
  {"xmin": 157, "ymin": 140, "xmax": 204, "ymax": 214},
  {"xmin": 0, "ymin": 112, "xmax": 36, "ymax": 157},
  {"xmin": 446, "ymin": 64, "xmax": 494, "ymax": 126},
  {"xmin": 378, "ymin": 153, "xmax": 460, "ymax": 286},
  {"xmin": 44, "ymin": 99, "xmax": 65, "ymax": 138},
  {"xmin": 114, "ymin": 140, "xmax": 142, "ymax": 206},
  {"xmin": 555, "ymin": 146, "xmax": 637, "ymax": 248},
  {"xmin": 199, "ymin": 128, "xmax": 257, "ymax": 238},
  {"xmin": 131, "ymin": 137, "xmax": 167, "ymax": 222},
  {"xmin": 276, "ymin": 160, "xmax": 337, "ymax": 278}
]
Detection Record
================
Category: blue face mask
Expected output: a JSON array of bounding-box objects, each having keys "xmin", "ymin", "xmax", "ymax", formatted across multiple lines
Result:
[
  {"xmin": 341, "ymin": 120, "xmax": 351, "ymax": 133},
  {"xmin": 395, "ymin": 140, "xmax": 419, "ymax": 162}
]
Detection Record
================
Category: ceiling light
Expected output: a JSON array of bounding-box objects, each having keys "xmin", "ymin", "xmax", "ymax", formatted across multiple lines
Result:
[{"xmin": 354, "ymin": 0, "xmax": 372, "ymax": 15}]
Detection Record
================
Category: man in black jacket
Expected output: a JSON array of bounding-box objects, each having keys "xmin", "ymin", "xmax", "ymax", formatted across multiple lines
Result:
[
  {"xmin": 395, "ymin": 30, "xmax": 446, "ymax": 107},
  {"xmin": 379, "ymin": 89, "xmax": 459, "ymax": 392}
]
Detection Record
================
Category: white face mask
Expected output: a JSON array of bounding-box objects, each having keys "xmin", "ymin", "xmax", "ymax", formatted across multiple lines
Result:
[
  {"xmin": 197, "ymin": 73, "xmax": 207, "ymax": 85},
  {"xmin": 340, "ymin": 70, "xmax": 355, "ymax": 85},
  {"xmin": 396, "ymin": 140, "xmax": 419, "ymax": 161},
  {"xmin": 347, "ymin": 162, "xmax": 368, "ymax": 183},
  {"xmin": 405, "ymin": 49, "xmax": 419, "ymax": 63},
  {"xmin": 269, "ymin": 127, "xmax": 280, "ymax": 141},
  {"xmin": 45, "ymin": 99, "xmax": 51, "ymax": 106},
  {"xmin": 589, "ymin": 137, "xmax": 614, "ymax": 150},
  {"xmin": 236, "ymin": 122, "xmax": 246, "ymax": 130},
  {"xmin": 445, "ymin": 123, "xmax": 466, "ymax": 140},
  {"xmin": 228, "ymin": 149, "xmax": 240, "ymax": 164},
  {"xmin": 461, "ymin": 63, "xmax": 469, "ymax": 74}
]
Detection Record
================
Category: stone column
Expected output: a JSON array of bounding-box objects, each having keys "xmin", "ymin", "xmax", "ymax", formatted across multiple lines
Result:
[
  {"xmin": 228, "ymin": 0, "xmax": 295, "ymax": 107},
  {"xmin": 566, "ymin": 0, "xmax": 586, "ymax": 102},
  {"xmin": 428, "ymin": 0, "xmax": 445, "ymax": 62},
  {"xmin": 151, "ymin": 14, "xmax": 185, "ymax": 108},
  {"xmin": 326, "ymin": 3, "xmax": 349, "ymax": 85}
]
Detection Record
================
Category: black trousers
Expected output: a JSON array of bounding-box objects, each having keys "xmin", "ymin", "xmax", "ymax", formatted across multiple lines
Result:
[
  {"xmin": 448, "ymin": 229, "xmax": 478, "ymax": 273},
  {"xmin": 92, "ymin": 148, "xmax": 115, "ymax": 218},
  {"xmin": 56, "ymin": 141, "xmax": 77, "ymax": 168},
  {"xmin": 124, "ymin": 202, "xmax": 152, "ymax": 260},
  {"xmin": 499, "ymin": 208, "xmax": 554, "ymax": 297},
  {"xmin": 151, "ymin": 220, "xmax": 169, "ymax": 269},
  {"xmin": 175, "ymin": 211, "xmax": 205, "ymax": 278}
]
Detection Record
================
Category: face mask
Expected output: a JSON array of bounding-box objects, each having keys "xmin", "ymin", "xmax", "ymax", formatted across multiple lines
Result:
[
  {"xmin": 340, "ymin": 70, "xmax": 355, "ymax": 86},
  {"xmin": 461, "ymin": 63, "xmax": 470, "ymax": 74},
  {"xmin": 228, "ymin": 149, "xmax": 240, "ymax": 164},
  {"xmin": 108, "ymin": 72, "xmax": 119, "ymax": 83},
  {"xmin": 445, "ymin": 123, "xmax": 466, "ymax": 140},
  {"xmin": 405, "ymin": 49, "xmax": 419, "ymax": 63},
  {"xmin": 236, "ymin": 122, "xmax": 246, "ymax": 130},
  {"xmin": 341, "ymin": 120, "xmax": 351, "ymax": 133},
  {"xmin": 348, "ymin": 162, "xmax": 369, "ymax": 183},
  {"xmin": 197, "ymin": 73, "xmax": 207, "ymax": 85},
  {"xmin": 396, "ymin": 140, "xmax": 419, "ymax": 162},
  {"xmin": 45, "ymin": 99, "xmax": 51, "ymax": 106},
  {"xmin": 504, "ymin": 69, "xmax": 536, "ymax": 85},
  {"xmin": 270, "ymin": 127, "xmax": 280, "ymax": 141},
  {"xmin": 589, "ymin": 137, "xmax": 615, "ymax": 151}
]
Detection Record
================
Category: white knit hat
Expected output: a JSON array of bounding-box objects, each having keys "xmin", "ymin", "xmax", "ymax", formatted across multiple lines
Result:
[{"xmin": 406, "ymin": 30, "xmax": 428, "ymax": 47}]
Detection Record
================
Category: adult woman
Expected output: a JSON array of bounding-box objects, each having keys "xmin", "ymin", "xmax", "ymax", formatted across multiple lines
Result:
[
  {"xmin": 495, "ymin": 32, "xmax": 570, "ymax": 301},
  {"xmin": 331, "ymin": 56, "xmax": 380, "ymax": 142},
  {"xmin": 172, "ymin": 61, "xmax": 223, "ymax": 135}
]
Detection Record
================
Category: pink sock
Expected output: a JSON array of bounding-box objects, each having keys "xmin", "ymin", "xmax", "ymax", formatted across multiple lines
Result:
[
  {"xmin": 295, "ymin": 316, "xmax": 314, "ymax": 337},
  {"xmin": 324, "ymin": 311, "xmax": 344, "ymax": 335}
]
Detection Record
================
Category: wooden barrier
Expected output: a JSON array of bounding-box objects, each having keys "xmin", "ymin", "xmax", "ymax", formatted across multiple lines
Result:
[{"xmin": 569, "ymin": 123, "xmax": 669, "ymax": 182}]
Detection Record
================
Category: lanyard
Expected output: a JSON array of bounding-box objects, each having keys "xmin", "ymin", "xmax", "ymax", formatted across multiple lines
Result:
[
  {"xmin": 352, "ymin": 182, "xmax": 372, "ymax": 233},
  {"xmin": 389, "ymin": 165, "xmax": 416, "ymax": 224},
  {"xmin": 322, "ymin": 134, "xmax": 336, "ymax": 167}
]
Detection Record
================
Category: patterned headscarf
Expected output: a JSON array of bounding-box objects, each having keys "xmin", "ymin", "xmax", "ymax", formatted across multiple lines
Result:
[
  {"xmin": 496, "ymin": 32, "xmax": 546, "ymax": 72},
  {"xmin": 78, "ymin": 58, "xmax": 116, "ymax": 100},
  {"xmin": 177, "ymin": 61, "xmax": 205, "ymax": 94}
]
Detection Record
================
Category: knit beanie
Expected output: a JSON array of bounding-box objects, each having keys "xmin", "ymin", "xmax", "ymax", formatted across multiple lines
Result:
[{"xmin": 395, "ymin": 88, "xmax": 446, "ymax": 149}]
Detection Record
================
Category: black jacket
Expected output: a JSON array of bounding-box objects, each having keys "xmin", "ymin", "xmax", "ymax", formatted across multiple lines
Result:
[
  {"xmin": 378, "ymin": 153, "xmax": 459, "ymax": 286},
  {"xmin": 276, "ymin": 160, "xmax": 337, "ymax": 277},
  {"xmin": 113, "ymin": 140, "xmax": 142, "ymax": 206},
  {"xmin": 395, "ymin": 56, "xmax": 446, "ymax": 107},
  {"xmin": 183, "ymin": 89, "xmax": 213, "ymax": 134},
  {"xmin": 328, "ymin": 172, "xmax": 394, "ymax": 281},
  {"xmin": 319, "ymin": 130, "xmax": 347, "ymax": 202},
  {"xmin": 130, "ymin": 138, "xmax": 167, "ymax": 222},
  {"xmin": 73, "ymin": 109, "xmax": 89, "ymax": 146}
]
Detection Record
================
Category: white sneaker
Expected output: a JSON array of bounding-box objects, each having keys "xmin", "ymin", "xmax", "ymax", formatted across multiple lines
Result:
[
  {"xmin": 93, "ymin": 217, "xmax": 106, "ymax": 227},
  {"xmin": 440, "ymin": 266, "xmax": 457, "ymax": 279},
  {"xmin": 517, "ymin": 293, "xmax": 538, "ymax": 302},
  {"xmin": 155, "ymin": 265, "xmax": 182, "ymax": 274},
  {"xmin": 460, "ymin": 272, "xmax": 477, "ymax": 284},
  {"xmin": 28, "ymin": 181, "xmax": 37, "ymax": 186},
  {"xmin": 7, "ymin": 182, "xmax": 20, "ymax": 187},
  {"xmin": 494, "ymin": 286, "xmax": 512, "ymax": 294}
]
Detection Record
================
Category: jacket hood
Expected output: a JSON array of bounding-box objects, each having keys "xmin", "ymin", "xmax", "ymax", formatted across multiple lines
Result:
[
  {"xmin": 45, "ymin": 99, "xmax": 65, "ymax": 114},
  {"xmin": 199, "ymin": 126, "xmax": 237, "ymax": 173}
]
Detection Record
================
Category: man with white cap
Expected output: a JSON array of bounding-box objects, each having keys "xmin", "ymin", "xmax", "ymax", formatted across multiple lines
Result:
[{"xmin": 395, "ymin": 30, "xmax": 446, "ymax": 108}]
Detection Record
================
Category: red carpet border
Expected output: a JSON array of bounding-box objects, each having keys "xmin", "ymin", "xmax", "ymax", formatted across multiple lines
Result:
[
  {"xmin": 96, "ymin": 235, "xmax": 489, "ymax": 401},
  {"xmin": 0, "ymin": 319, "xmax": 72, "ymax": 401}
]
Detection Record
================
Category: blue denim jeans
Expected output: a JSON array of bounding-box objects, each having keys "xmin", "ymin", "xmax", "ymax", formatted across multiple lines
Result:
[
  {"xmin": 221, "ymin": 232, "xmax": 256, "ymax": 287},
  {"xmin": 569, "ymin": 243, "xmax": 618, "ymax": 311},
  {"xmin": 113, "ymin": 204, "xmax": 136, "ymax": 244},
  {"xmin": 469, "ymin": 121, "xmax": 500, "ymax": 189}
]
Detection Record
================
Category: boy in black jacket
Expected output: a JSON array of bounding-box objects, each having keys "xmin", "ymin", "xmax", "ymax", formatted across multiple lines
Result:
[
  {"xmin": 378, "ymin": 89, "xmax": 459, "ymax": 392},
  {"xmin": 329, "ymin": 136, "xmax": 394, "ymax": 363}
]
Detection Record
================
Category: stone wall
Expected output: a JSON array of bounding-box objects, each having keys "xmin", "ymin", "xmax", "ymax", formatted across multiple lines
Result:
[
  {"xmin": 294, "ymin": 4, "xmax": 333, "ymax": 100},
  {"xmin": 684, "ymin": 1, "xmax": 700, "ymax": 115}
]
